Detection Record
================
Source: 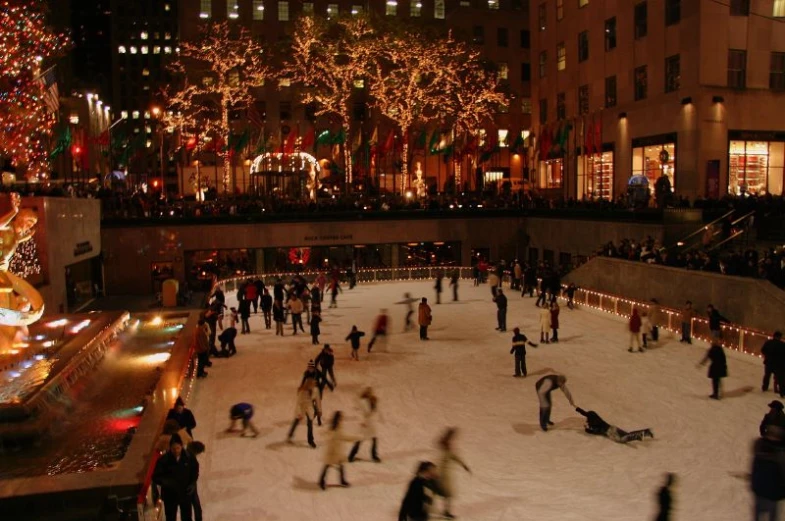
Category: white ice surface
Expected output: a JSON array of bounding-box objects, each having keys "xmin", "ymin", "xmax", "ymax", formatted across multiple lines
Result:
[{"xmin": 190, "ymin": 280, "xmax": 763, "ymax": 521}]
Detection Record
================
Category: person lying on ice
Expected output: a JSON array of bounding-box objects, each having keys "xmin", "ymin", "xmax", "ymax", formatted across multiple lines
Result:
[{"xmin": 575, "ymin": 407, "xmax": 654, "ymax": 443}]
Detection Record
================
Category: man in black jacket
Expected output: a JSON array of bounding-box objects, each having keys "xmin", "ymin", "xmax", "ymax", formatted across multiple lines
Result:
[
  {"xmin": 575, "ymin": 407, "xmax": 653, "ymax": 443},
  {"xmin": 510, "ymin": 328, "xmax": 537, "ymax": 377},
  {"xmin": 761, "ymin": 401, "xmax": 785, "ymax": 437},
  {"xmin": 153, "ymin": 434, "xmax": 199, "ymax": 521},
  {"xmin": 706, "ymin": 304, "xmax": 729, "ymax": 341},
  {"xmin": 399, "ymin": 461, "xmax": 441, "ymax": 521},
  {"xmin": 751, "ymin": 425, "xmax": 785, "ymax": 519},
  {"xmin": 166, "ymin": 397, "xmax": 197, "ymax": 437},
  {"xmin": 762, "ymin": 332, "xmax": 785, "ymax": 394},
  {"xmin": 315, "ymin": 344, "xmax": 336, "ymax": 391},
  {"xmin": 494, "ymin": 289, "xmax": 508, "ymax": 332},
  {"xmin": 260, "ymin": 289, "xmax": 273, "ymax": 329}
]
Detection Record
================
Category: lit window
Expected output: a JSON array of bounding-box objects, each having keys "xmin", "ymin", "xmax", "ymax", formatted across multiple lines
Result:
[
  {"xmin": 121, "ymin": 111, "xmax": 128, "ymax": 119},
  {"xmin": 132, "ymin": 110, "xmax": 140, "ymax": 119},
  {"xmin": 69, "ymin": 114, "xmax": 79, "ymax": 125},
  {"xmin": 579, "ymin": 0, "xmax": 589, "ymax": 6},
  {"xmin": 200, "ymin": 0, "xmax": 211, "ymax": 18},
  {"xmin": 141, "ymin": 46, "xmax": 149, "ymax": 54},
  {"xmin": 141, "ymin": 31, "xmax": 148, "ymax": 40},
  {"xmin": 353, "ymin": 78, "xmax": 365, "ymax": 88},
  {"xmin": 118, "ymin": 45, "xmax": 126, "ymax": 53},
  {"xmin": 202, "ymin": 76, "xmax": 215, "ymax": 87},
  {"xmin": 521, "ymin": 98, "xmax": 532, "ymax": 114},
  {"xmin": 164, "ymin": 46, "xmax": 172, "ymax": 54},
  {"xmin": 279, "ymin": 77, "xmax": 291, "ymax": 87},
  {"xmin": 775, "ymin": 0, "xmax": 785, "ymax": 16},
  {"xmin": 434, "ymin": 0, "xmax": 445, "ymax": 18},
  {"xmin": 557, "ymin": 42, "xmax": 566, "ymax": 71},
  {"xmin": 144, "ymin": 111, "xmax": 151, "ymax": 119},
  {"xmin": 130, "ymin": 46, "xmax": 138, "ymax": 54},
  {"xmin": 164, "ymin": 3, "xmax": 171, "ymax": 11},
  {"xmin": 278, "ymin": 1, "xmax": 289, "ymax": 20},
  {"xmin": 253, "ymin": 0, "xmax": 265, "ymax": 19},
  {"xmin": 145, "ymin": 125, "xmax": 152, "ymax": 133},
  {"xmin": 498, "ymin": 62, "xmax": 509, "ymax": 80},
  {"xmin": 386, "ymin": 0, "xmax": 397, "ymax": 16},
  {"xmin": 153, "ymin": 46, "xmax": 161, "ymax": 54},
  {"xmin": 327, "ymin": 3, "xmax": 338, "ymax": 17},
  {"xmin": 489, "ymin": 0, "xmax": 499, "ymax": 9},
  {"xmin": 498, "ymin": 129, "xmax": 509, "ymax": 146},
  {"xmin": 142, "ymin": 68, "xmax": 150, "ymax": 76},
  {"xmin": 410, "ymin": 1, "xmax": 422, "ymax": 16},
  {"xmin": 146, "ymin": 140, "xmax": 152, "ymax": 148},
  {"xmin": 556, "ymin": 0, "xmax": 563, "ymax": 20},
  {"xmin": 351, "ymin": 5, "xmax": 362, "ymax": 14},
  {"xmin": 228, "ymin": 0, "xmax": 239, "ymax": 18},
  {"xmin": 303, "ymin": 2, "xmax": 314, "ymax": 13},
  {"xmin": 165, "ymin": 32, "xmax": 172, "ymax": 40}
]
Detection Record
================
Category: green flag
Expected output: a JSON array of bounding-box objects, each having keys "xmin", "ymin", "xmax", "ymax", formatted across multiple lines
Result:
[
  {"xmin": 331, "ymin": 128, "xmax": 346, "ymax": 145},
  {"xmin": 316, "ymin": 129, "xmax": 332, "ymax": 145},
  {"xmin": 49, "ymin": 126, "xmax": 72, "ymax": 159},
  {"xmin": 231, "ymin": 129, "xmax": 250, "ymax": 153},
  {"xmin": 510, "ymin": 133, "xmax": 525, "ymax": 154},
  {"xmin": 428, "ymin": 129, "xmax": 440, "ymax": 155},
  {"xmin": 415, "ymin": 128, "xmax": 427, "ymax": 149}
]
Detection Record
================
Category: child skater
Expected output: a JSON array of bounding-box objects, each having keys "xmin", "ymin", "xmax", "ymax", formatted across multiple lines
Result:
[
  {"xmin": 318, "ymin": 411, "xmax": 360, "ymax": 490},
  {"xmin": 310, "ymin": 310, "xmax": 322, "ymax": 345},
  {"xmin": 345, "ymin": 325, "xmax": 366, "ymax": 361},
  {"xmin": 510, "ymin": 327, "xmax": 538, "ymax": 377},
  {"xmin": 436, "ymin": 427, "xmax": 471, "ymax": 520},
  {"xmin": 348, "ymin": 387, "xmax": 382, "ymax": 463}
]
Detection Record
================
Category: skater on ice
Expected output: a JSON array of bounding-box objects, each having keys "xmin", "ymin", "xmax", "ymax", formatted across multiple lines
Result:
[
  {"xmin": 539, "ymin": 302, "xmax": 552, "ymax": 344},
  {"xmin": 347, "ymin": 387, "xmax": 382, "ymax": 463},
  {"xmin": 761, "ymin": 331, "xmax": 785, "ymax": 395},
  {"xmin": 310, "ymin": 310, "xmax": 322, "ymax": 345},
  {"xmin": 226, "ymin": 402, "xmax": 260, "ymax": 438},
  {"xmin": 318, "ymin": 411, "xmax": 360, "ymax": 490},
  {"xmin": 549, "ymin": 300, "xmax": 560, "ymax": 342},
  {"xmin": 315, "ymin": 344, "xmax": 337, "ymax": 391},
  {"xmin": 494, "ymin": 288, "xmax": 507, "ymax": 332},
  {"xmin": 535, "ymin": 374, "xmax": 576, "ymax": 431},
  {"xmin": 750, "ymin": 425, "xmax": 785, "ymax": 521},
  {"xmin": 397, "ymin": 293, "xmax": 418, "ymax": 331},
  {"xmin": 368, "ymin": 309, "xmax": 389, "ymax": 352},
  {"xmin": 287, "ymin": 375, "xmax": 321, "ymax": 448},
  {"xmin": 418, "ymin": 298, "xmax": 432, "ymax": 340},
  {"xmin": 398, "ymin": 461, "xmax": 441, "ymax": 521},
  {"xmin": 654, "ymin": 473, "xmax": 676, "ymax": 521},
  {"xmin": 345, "ymin": 325, "xmax": 365, "ymax": 361},
  {"xmin": 510, "ymin": 327, "xmax": 538, "ymax": 377},
  {"xmin": 698, "ymin": 343, "xmax": 727, "ymax": 400},
  {"xmin": 260, "ymin": 288, "xmax": 272, "ymax": 329},
  {"xmin": 628, "ymin": 308, "xmax": 643, "ymax": 353},
  {"xmin": 449, "ymin": 270, "xmax": 459, "ymax": 301},
  {"xmin": 574, "ymin": 407, "xmax": 653, "ymax": 443},
  {"xmin": 434, "ymin": 271, "xmax": 443, "ymax": 304},
  {"xmin": 273, "ymin": 298, "xmax": 285, "ymax": 336},
  {"xmin": 436, "ymin": 427, "xmax": 471, "ymax": 520},
  {"xmin": 760, "ymin": 400, "xmax": 785, "ymax": 437}
]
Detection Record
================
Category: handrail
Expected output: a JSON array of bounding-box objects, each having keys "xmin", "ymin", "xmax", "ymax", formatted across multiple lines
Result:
[
  {"xmin": 673, "ymin": 209, "xmax": 734, "ymax": 248},
  {"xmin": 705, "ymin": 210, "xmax": 755, "ymax": 253}
]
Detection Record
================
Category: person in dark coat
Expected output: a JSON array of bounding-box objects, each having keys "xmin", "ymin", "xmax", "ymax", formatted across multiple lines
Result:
[
  {"xmin": 760, "ymin": 400, "xmax": 785, "ymax": 437},
  {"xmin": 762, "ymin": 332, "xmax": 785, "ymax": 395},
  {"xmin": 310, "ymin": 311, "xmax": 322, "ymax": 345},
  {"xmin": 565, "ymin": 283, "xmax": 577, "ymax": 309},
  {"xmin": 238, "ymin": 296, "xmax": 251, "ymax": 334},
  {"xmin": 575, "ymin": 407, "xmax": 653, "ymax": 443},
  {"xmin": 152, "ymin": 434, "xmax": 199, "ymax": 521},
  {"xmin": 751, "ymin": 425, "xmax": 785, "ymax": 520},
  {"xmin": 315, "ymin": 344, "xmax": 337, "ymax": 390},
  {"xmin": 699, "ymin": 343, "xmax": 728, "ymax": 399},
  {"xmin": 253, "ymin": 278, "xmax": 265, "ymax": 310},
  {"xmin": 346, "ymin": 325, "xmax": 365, "ymax": 361},
  {"xmin": 434, "ymin": 272, "xmax": 443, "ymax": 305},
  {"xmin": 522, "ymin": 265, "xmax": 537, "ymax": 297},
  {"xmin": 654, "ymin": 473, "xmax": 676, "ymax": 521},
  {"xmin": 273, "ymin": 278, "xmax": 285, "ymax": 302},
  {"xmin": 706, "ymin": 304, "xmax": 729, "ymax": 341},
  {"xmin": 510, "ymin": 328, "xmax": 537, "ymax": 377},
  {"xmin": 260, "ymin": 289, "xmax": 273, "ymax": 329},
  {"xmin": 273, "ymin": 299, "xmax": 285, "ymax": 336},
  {"xmin": 494, "ymin": 289, "xmax": 508, "ymax": 332},
  {"xmin": 167, "ymin": 397, "xmax": 197, "ymax": 436},
  {"xmin": 449, "ymin": 271, "xmax": 459, "ymax": 302},
  {"xmin": 218, "ymin": 326, "xmax": 237, "ymax": 357},
  {"xmin": 226, "ymin": 402, "xmax": 259, "ymax": 437},
  {"xmin": 399, "ymin": 461, "xmax": 441, "ymax": 521},
  {"xmin": 186, "ymin": 441, "xmax": 205, "ymax": 521},
  {"xmin": 549, "ymin": 300, "xmax": 560, "ymax": 342},
  {"xmin": 535, "ymin": 374, "xmax": 576, "ymax": 431}
]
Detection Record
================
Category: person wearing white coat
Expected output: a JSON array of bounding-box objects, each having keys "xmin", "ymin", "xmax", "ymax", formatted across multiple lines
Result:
[
  {"xmin": 287, "ymin": 376, "xmax": 321, "ymax": 448},
  {"xmin": 348, "ymin": 387, "xmax": 382, "ymax": 463},
  {"xmin": 318, "ymin": 411, "xmax": 361, "ymax": 490},
  {"xmin": 436, "ymin": 427, "xmax": 471, "ymax": 520},
  {"xmin": 539, "ymin": 303, "xmax": 552, "ymax": 344}
]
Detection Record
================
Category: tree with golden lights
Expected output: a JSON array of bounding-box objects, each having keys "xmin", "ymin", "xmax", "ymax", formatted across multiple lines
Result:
[
  {"xmin": 167, "ymin": 22, "xmax": 273, "ymax": 192},
  {"xmin": 286, "ymin": 15, "xmax": 377, "ymax": 189},
  {"xmin": 0, "ymin": 1, "xmax": 68, "ymax": 179}
]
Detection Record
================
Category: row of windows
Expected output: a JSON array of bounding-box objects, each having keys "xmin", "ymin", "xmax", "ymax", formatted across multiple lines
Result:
[
  {"xmin": 117, "ymin": 45, "xmax": 176, "ymax": 54},
  {"xmin": 199, "ymin": 0, "xmax": 447, "ymax": 20},
  {"xmin": 471, "ymin": 26, "xmax": 530, "ymax": 49},
  {"xmin": 539, "ymin": 51, "xmax": 785, "ymax": 124}
]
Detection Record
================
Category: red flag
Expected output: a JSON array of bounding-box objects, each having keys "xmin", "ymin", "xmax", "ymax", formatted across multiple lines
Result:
[
  {"xmin": 539, "ymin": 125, "xmax": 549, "ymax": 159},
  {"xmin": 283, "ymin": 126, "xmax": 298, "ymax": 154},
  {"xmin": 186, "ymin": 135, "xmax": 198, "ymax": 151},
  {"xmin": 585, "ymin": 116, "xmax": 594, "ymax": 156},
  {"xmin": 593, "ymin": 115, "xmax": 602, "ymax": 153},
  {"xmin": 380, "ymin": 129, "xmax": 394, "ymax": 154},
  {"xmin": 248, "ymin": 103, "xmax": 264, "ymax": 129},
  {"xmin": 300, "ymin": 126, "xmax": 315, "ymax": 150}
]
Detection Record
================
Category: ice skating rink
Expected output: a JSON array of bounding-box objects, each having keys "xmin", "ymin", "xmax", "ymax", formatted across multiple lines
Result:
[{"xmin": 190, "ymin": 281, "xmax": 762, "ymax": 521}]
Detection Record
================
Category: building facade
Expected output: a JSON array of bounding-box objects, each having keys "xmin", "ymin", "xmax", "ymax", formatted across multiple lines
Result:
[{"xmin": 531, "ymin": 0, "xmax": 785, "ymax": 202}]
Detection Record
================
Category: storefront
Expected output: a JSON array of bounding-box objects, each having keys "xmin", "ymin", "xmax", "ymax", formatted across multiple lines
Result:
[
  {"xmin": 631, "ymin": 133, "xmax": 677, "ymax": 194},
  {"xmin": 728, "ymin": 131, "xmax": 785, "ymax": 196},
  {"xmin": 539, "ymin": 157, "xmax": 563, "ymax": 189},
  {"xmin": 577, "ymin": 144, "xmax": 614, "ymax": 200}
]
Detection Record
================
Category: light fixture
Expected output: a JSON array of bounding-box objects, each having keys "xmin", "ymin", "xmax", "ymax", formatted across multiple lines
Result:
[
  {"xmin": 681, "ymin": 96, "xmax": 692, "ymax": 105},
  {"xmin": 618, "ymin": 112, "xmax": 627, "ymax": 119},
  {"xmin": 712, "ymin": 95, "xmax": 724, "ymax": 103}
]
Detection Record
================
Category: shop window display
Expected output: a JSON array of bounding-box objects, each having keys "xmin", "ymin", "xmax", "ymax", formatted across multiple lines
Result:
[
  {"xmin": 728, "ymin": 140, "xmax": 784, "ymax": 196},
  {"xmin": 578, "ymin": 151, "xmax": 614, "ymax": 200},
  {"xmin": 632, "ymin": 143, "xmax": 675, "ymax": 194},
  {"xmin": 540, "ymin": 159, "xmax": 563, "ymax": 189}
]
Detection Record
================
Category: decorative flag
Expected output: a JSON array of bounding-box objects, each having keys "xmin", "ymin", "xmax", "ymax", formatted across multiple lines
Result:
[
  {"xmin": 50, "ymin": 125, "xmax": 71, "ymax": 158},
  {"xmin": 232, "ymin": 129, "xmax": 250, "ymax": 153},
  {"xmin": 585, "ymin": 116, "xmax": 594, "ymax": 156},
  {"xmin": 300, "ymin": 126, "xmax": 315, "ymax": 150},
  {"xmin": 331, "ymin": 128, "xmax": 346, "ymax": 145},
  {"xmin": 593, "ymin": 115, "xmax": 602, "ymax": 153},
  {"xmin": 428, "ymin": 129, "xmax": 440, "ymax": 155},
  {"xmin": 380, "ymin": 129, "xmax": 394, "ymax": 155},
  {"xmin": 510, "ymin": 132, "xmax": 525, "ymax": 154},
  {"xmin": 414, "ymin": 128, "xmax": 427, "ymax": 150},
  {"xmin": 316, "ymin": 129, "xmax": 332, "ymax": 145},
  {"xmin": 368, "ymin": 127, "xmax": 378, "ymax": 156},
  {"xmin": 186, "ymin": 134, "xmax": 198, "ymax": 151},
  {"xmin": 247, "ymin": 103, "xmax": 265, "ymax": 129},
  {"xmin": 283, "ymin": 126, "xmax": 298, "ymax": 154},
  {"xmin": 37, "ymin": 66, "xmax": 59, "ymax": 114}
]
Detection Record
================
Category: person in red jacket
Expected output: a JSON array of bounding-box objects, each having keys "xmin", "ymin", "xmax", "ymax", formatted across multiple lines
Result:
[
  {"xmin": 244, "ymin": 282, "xmax": 258, "ymax": 314},
  {"xmin": 368, "ymin": 309, "xmax": 389, "ymax": 353},
  {"xmin": 628, "ymin": 308, "xmax": 643, "ymax": 353}
]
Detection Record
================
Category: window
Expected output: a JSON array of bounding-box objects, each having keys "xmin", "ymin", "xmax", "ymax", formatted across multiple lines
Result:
[
  {"xmin": 497, "ymin": 28, "xmax": 508, "ymax": 47},
  {"xmin": 142, "ymin": 68, "xmax": 150, "ymax": 76},
  {"xmin": 141, "ymin": 46, "xmax": 149, "ymax": 54},
  {"xmin": 132, "ymin": 110, "xmax": 140, "ymax": 119},
  {"xmin": 730, "ymin": 0, "xmax": 749, "ymax": 16},
  {"xmin": 327, "ymin": 3, "xmax": 338, "ymax": 17},
  {"xmin": 578, "ymin": 31, "xmax": 589, "ymax": 62},
  {"xmin": 303, "ymin": 2, "xmax": 314, "ymax": 13},
  {"xmin": 227, "ymin": 0, "xmax": 239, "ymax": 18},
  {"xmin": 140, "ymin": 31, "xmax": 148, "ymax": 40},
  {"xmin": 522, "ymin": 98, "xmax": 532, "ymax": 114},
  {"xmin": 521, "ymin": 62, "xmax": 531, "ymax": 81},
  {"xmin": 353, "ymin": 78, "xmax": 365, "ymax": 89},
  {"xmin": 578, "ymin": 85, "xmax": 589, "ymax": 115},
  {"xmin": 435, "ymin": 0, "xmax": 445, "ymax": 19},
  {"xmin": 253, "ymin": 0, "xmax": 264, "ymax": 19},
  {"xmin": 556, "ymin": 92, "xmax": 566, "ymax": 119},
  {"xmin": 489, "ymin": 0, "xmax": 499, "ymax": 9},
  {"xmin": 520, "ymin": 30, "xmax": 530, "ymax": 48},
  {"xmin": 279, "ymin": 77, "xmax": 291, "ymax": 87},
  {"xmin": 539, "ymin": 51, "xmax": 547, "ymax": 77},
  {"xmin": 278, "ymin": 1, "xmax": 289, "ymax": 20},
  {"xmin": 775, "ymin": 0, "xmax": 785, "ymax": 17},
  {"xmin": 729, "ymin": 140, "xmax": 785, "ymax": 196},
  {"xmin": 634, "ymin": 65, "xmax": 648, "ymax": 100},
  {"xmin": 539, "ymin": 98, "xmax": 547, "ymax": 124},
  {"xmin": 410, "ymin": 1, "xmax": 421, "ymax": 16},
  {"xmin": 635, "ymin": 2, "xmax": 648, "ymax": 39},
  {"xmin": 153, "ymin": 45, "xmax": 161, "ymax": 54},
  {"xmin": 200, "ymin": 0, "xmax": 211, "ymax": 18},
  {"xmin": 351, "ymin": 5, "xmax": 362, "ymax": 14},
  {"xmin": 121, "ymin": 110, "xmax": 128, "ymax": 119},
  {"xmin": 386, "ymin": 0, "xmax": 397, "ymax": 16},
  {"xmin": 665, "ymin": 0, "xmax": 680, "ymax": 25},
  {"xmin": 728, "ymin": 49, "xmax": 747, "ymax": 88},
  {"xmin": 557, "ymin": 42, "xmax": 566, "ymax": 71},
  {"xmin": 118, "ymin": 45, "xmax": 126, "ymax": 53},
  {"xmin": 473, "ymin": 25, "xmax": 485, "ymax": 45},
  {"xmin": 605, "ymin": 17, "xmax": 616, "ymax": 51},
  {"xmin": 556, "ymin": 0, "xmax": 563, "ymax": 20},
  {"xmin": 579, "ymin": 0, "xmax": 589, "ymax": 6},
  {"xmin": 538, "ymin": 3, "xmax": 546, "ymax": 30},
  {"xmin": 130, "ymin": 46, "xmax": 138, "ymax": 54},
  {"xmin": 498, "ymin": 62, "xmax": 509, "ymax": 80},
  {"xmin": 605, "ymin": 76, "xmax": 617, "ymax": 107},
  {"xmin": 665, "ymin": 54, "xmax": 680, "ymax": 92},
  {"xmin": 771, "ymin": 52, "xmax": 785, "ymax": 90}
]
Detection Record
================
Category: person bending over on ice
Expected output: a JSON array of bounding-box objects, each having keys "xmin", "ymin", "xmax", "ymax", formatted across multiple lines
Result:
[
  {"xmin": 348, "ymin": 387, "xmax": 382, "ymax": 463},
  {"xmin": 345, "ymin": 325, "xmax": 365, "ymax": 361},
  {"xmin": 510, "ymin": 327, "xmax": 538, "ymax": 377},
  {"xmin": 318, "ymin": 411, "xmax": 360, "ymax": 490},
  {"xmin": 287, "ymin": 377, "xmax": 321, "ymax": 448},
  {"xmin": 437, "ymin": 427, "xmax": 471, "ymax": 520},
  {"xmin": 535, "ymin": 374, "xmax": 575, "ymax": 431},
  {"xmin": 226, "ymin": 402, "xmax": 260, "ymax": 438},
  {"xmin": 399, "ymin": 461, "xmax": 442, "ymax": 521},
  {"xmin": 575, "ymin": 407, "xmax": 653, "ymax": 443}
]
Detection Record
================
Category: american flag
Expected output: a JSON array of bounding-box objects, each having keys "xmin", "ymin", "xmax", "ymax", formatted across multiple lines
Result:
[{"xmin": 37, "ymin": 66, "xmax": 60, "ymax": 114}]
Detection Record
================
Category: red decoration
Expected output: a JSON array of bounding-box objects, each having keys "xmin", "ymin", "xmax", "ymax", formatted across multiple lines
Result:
[{"xmin": 288, "ymin": 247, "xmax": 311, "ymax": 265}]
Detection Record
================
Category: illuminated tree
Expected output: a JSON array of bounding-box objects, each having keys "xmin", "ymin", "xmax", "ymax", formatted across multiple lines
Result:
[
  {"xmin": 0, "ymin": 1, "xmax": 68, "ymax": 179},
  {"xmin": 168, "ymin": 22, "xmax": 273, "ymax": 192},
  {"xmin": 286, "ymin": 15, "xmax": 377, "ymax": 189}
]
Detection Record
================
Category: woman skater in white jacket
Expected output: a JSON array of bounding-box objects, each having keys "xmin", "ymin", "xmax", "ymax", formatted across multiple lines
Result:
[
  {"xmin": 539, "ymin": 303, "xmax": 552, "ymax": 344},
  {"xmin": 318, "ymin": 411, "xmax": 360, "ymax": 490},
  {"xmin": 437, "ymin": 427, "xmax": 471, "ymax": 520},
  {"xmin": 348, "ymin": 387, "xmax": 382, "ymax": 463}
]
